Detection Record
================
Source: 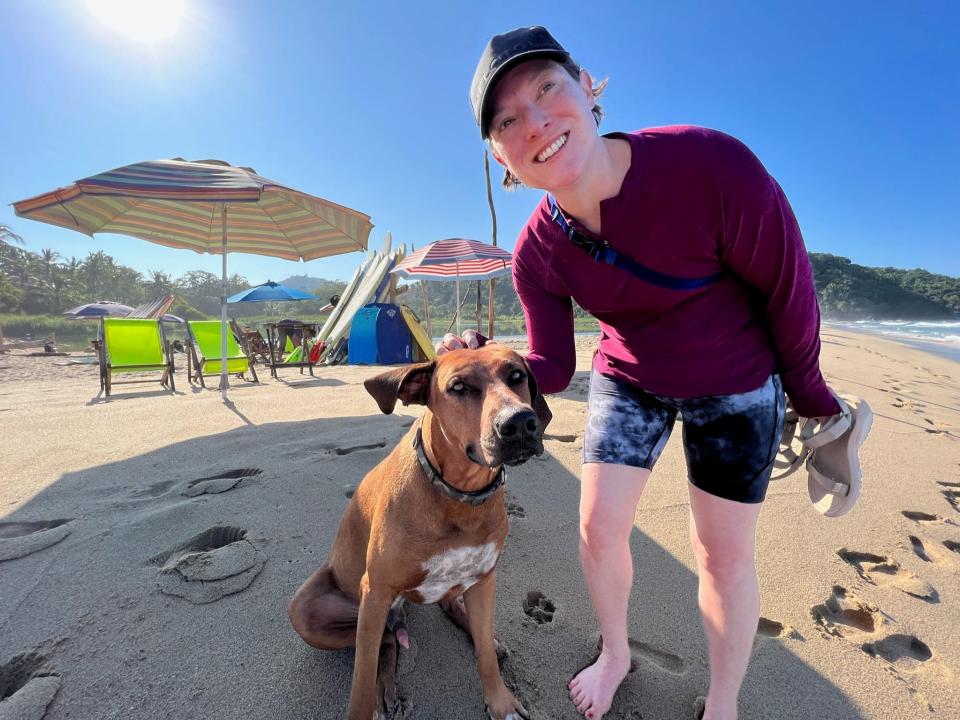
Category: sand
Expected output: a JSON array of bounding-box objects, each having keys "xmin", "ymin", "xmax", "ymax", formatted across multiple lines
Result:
[{"xmin": 0, "ymin": 329, "xmax": 958, "ymax": 720}]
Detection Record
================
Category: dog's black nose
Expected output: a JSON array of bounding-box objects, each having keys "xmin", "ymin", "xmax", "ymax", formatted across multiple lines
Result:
[{"xmin": 495, "ymin": 407, "xmax": 540, "ymax": 441}]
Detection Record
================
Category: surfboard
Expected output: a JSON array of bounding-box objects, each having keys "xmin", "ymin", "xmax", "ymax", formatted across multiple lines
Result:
[
  {"xmin": 401, "ymin": 305, "xmax": 436, "ymax": 360},
  {"xmin": 318, "ymin": 251, "xmax": 394, "ymax": 363},
  {"xmin": 374, "ymin": 246, "xmax": 406, "ymax": 303},
  {"xmin": 318, "ymin": 251, "xmax": 372, "ymax": 342}
]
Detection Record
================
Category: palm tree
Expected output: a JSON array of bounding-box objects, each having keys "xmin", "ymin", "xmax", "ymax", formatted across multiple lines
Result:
[
  {"xmin": 0, "ymin": 225, "xmax": 24, "ymax": 247},
  {"xmin": 146, "ymin": 270, "xmax": 174, "ymax": 298}
]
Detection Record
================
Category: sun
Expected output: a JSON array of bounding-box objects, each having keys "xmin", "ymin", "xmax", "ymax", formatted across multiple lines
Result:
[{"xmin": 87, "ymin": 0, "xmax": 185, "ymax": 42}]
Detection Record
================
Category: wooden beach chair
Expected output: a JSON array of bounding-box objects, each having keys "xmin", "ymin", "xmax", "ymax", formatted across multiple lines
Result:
[
  {"xmin": 98, "ymin": 318, "xmax": 176, "ymax": 397},
  {"xmin": 186, "ymin": 320, "xmax": 259, "ymax": 387},
  {"xmin": 230, "ymin": 320, "xmax": 273, "ymax": 365}
]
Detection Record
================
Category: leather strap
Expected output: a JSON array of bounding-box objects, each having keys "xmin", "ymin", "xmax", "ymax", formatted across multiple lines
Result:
[{"xmin": 412, "ymin": 424, "xmax": 505, "ymax": 506}]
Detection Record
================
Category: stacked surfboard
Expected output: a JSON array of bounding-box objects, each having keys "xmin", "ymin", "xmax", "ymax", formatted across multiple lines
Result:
[{"xmin": 316, "ymin": 234, "xmax": 406, "ymax": 364}]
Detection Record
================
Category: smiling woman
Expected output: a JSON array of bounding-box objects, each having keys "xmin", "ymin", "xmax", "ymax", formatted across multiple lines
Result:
[{"xmin": 87, "ymin": 0, "xmax": 184, "ymax": 42}]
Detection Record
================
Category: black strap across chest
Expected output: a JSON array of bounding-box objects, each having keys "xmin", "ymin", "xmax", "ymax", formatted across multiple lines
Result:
[
  {"xmin": 413, "ymin": 425, "xmax": 505, "ymax": 506},
  {"xmin": 547, "ymin": 195, "xmax": 726, "ymax": 291}
]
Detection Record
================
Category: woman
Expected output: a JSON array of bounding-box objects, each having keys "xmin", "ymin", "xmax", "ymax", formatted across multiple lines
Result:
[{"xmin": 443, "ymin": 26, "xmax": 858, "ymax": 720}]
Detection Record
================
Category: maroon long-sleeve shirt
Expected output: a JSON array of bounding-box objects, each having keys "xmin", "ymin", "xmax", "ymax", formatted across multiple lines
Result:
[{"xmin": 513, "ymin": 125, "xmax": 840, "ymax": 419}]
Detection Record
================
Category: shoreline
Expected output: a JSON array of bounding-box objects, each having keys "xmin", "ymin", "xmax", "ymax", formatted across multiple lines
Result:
[{"xmin": 823, "ymin": 320, "xmax": 959, "ymax": 365}]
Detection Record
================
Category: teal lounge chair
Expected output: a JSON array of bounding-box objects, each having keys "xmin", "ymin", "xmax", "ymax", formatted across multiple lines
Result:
[
  {"xmin": 98, "ymin": 318, "xmax": 176, "ymax": 397},
  {"xmin": 186, "ymin": 320, "xmax": 259, "ymax": 387}
]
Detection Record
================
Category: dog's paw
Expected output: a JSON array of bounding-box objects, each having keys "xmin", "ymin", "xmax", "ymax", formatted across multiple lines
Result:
[
  {"xmin": 377, "ymin": 695, "xmax": 412, "ymax": 720},
  {"xmin": 485, "ymin": 690, "xmax": 529, "ymax": 720}
]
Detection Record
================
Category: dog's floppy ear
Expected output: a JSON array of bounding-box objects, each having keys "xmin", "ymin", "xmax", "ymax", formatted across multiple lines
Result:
[
  {"xmin": 522, "ymin": 358, "xmax": 552, "ymax": 431},
  {"xmin": 364, "ymin": 361, "xmax": 435, "ymax": 415}
]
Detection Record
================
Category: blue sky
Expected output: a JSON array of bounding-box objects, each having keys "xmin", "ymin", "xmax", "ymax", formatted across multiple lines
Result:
[{"xmin": 2, "ymin": 0, "xmax": 957, "ymax": 284}]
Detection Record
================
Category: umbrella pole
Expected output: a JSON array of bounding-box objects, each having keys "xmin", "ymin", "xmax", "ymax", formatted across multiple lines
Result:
[
  {"xmin": 455, "ymin": 265, "xmax": 461, "ymax": 337},
  {"xmin": 219, "ymin": 204, "xmax": 230, "ymax": 392},
  {"xmin": 484, "ymin": 150, "xmax": 498, "ymax": 339}
]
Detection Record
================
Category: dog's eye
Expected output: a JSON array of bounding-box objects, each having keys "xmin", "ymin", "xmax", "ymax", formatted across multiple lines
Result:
[
  {"xmin": 448, "ymin": 381, "xmax": 467, "ymax": 395},
  {"xmin": 508, "ymin": 369, "xmax": 526, "ymax": 385}
]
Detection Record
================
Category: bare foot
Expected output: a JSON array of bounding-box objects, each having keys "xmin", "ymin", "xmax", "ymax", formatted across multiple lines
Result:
[{"xmin": 568, "ymin": 651, "xmax": 630, "ymax": 719}]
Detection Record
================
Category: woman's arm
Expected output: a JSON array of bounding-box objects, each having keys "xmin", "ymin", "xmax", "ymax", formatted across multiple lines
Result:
[
  {"xmin": 716, "ymin": 136, "xmax": 840, "ymax": 418},
  {"xmin": 513, "ymin": 253, "xmax": 577, "ymax": 395}
]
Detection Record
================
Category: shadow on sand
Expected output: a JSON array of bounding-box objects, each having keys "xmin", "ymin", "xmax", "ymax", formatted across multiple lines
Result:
[{"xmin": 0, "ymin": 411, "xmax": 863, "ymax": 719}]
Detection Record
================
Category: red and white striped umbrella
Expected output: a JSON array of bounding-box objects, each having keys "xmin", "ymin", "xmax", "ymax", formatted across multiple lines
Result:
[
  {"xmin": 390, "ymin": 239, "xmax": 511, "ymax": 335},
  {"xmin": 390, "ymin": 239, "xmax": 511, "ymax": 281}
]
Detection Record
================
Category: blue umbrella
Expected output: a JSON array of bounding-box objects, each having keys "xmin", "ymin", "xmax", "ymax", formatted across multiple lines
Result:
[
  {"xmin": 227, "ymin": 281, "xmax": 316, "ymax": 303},
  {"xmin": 63, "ymin": 301, "xmax": 135, "ymax": 319}
]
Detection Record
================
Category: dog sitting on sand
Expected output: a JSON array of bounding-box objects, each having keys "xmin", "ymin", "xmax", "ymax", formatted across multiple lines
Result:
[{"xmin": 289, "ymin": 344, "xmax": 551, "ymax": 719}]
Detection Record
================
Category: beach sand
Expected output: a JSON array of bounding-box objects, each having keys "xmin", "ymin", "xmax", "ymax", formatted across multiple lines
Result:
[{"xmin": 1, "ymin": 329, "xmax": 958, "ymax": 719}]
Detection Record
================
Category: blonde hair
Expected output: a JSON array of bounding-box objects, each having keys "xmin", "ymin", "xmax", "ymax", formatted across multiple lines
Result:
[{"xmin": 498, "ymin": 58, "xmax": 608, "ymax": 190}]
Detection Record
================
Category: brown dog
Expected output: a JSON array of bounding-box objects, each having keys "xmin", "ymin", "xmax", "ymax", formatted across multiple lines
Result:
[{"xmin": 288, "ymin": 344, "xmax": 551, "ymax": 719}]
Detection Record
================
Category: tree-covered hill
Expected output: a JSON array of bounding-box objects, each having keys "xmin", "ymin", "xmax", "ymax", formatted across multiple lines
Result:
[
  {"xmin": 809, "ymin": 253, "xmax": 960, "ymax": 319},
  {"xmin": 2, "ymin": 223, "xmax": 957, "ymax": 325}
]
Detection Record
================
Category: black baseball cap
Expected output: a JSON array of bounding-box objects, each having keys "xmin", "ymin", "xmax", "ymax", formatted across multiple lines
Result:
[{"xmin": 471, "ymin": 26, "xmax": 570, "ymax": 138}]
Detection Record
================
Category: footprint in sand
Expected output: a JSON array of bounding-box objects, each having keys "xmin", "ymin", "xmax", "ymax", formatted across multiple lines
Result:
[
  {"xmin": 943, "ymin": 540, "xmax": 960, "ymax": 555},
  {"xmin": 0, "ymin": 519, "xmax": 73, "ymax": 562},
  {"xmin": 182, "ymin": 468, "xmax": 262, "ymax": 497},
  {"xmin": 319, "ymin": 442, "xmax": 387, "ymax": 456},
  {"xmin": 861, "ymin": 633, "xmax": 933, "ymax": 670},
  {"xmin": 936, "ymin": 484, "xmax": 960, "ymax": 512},
  {"xmin": 544, "ymin": 433, "xmax": 578, "ymax": 443},
  {"xmin": 757, "ymin": 617, "xmax": 804, "ymax": 641},
  {"xmin": 505, "ymin": 496, "xmax": 526, "ymax": 518},
  {"xmin": 811, "ymin": 585, "xmax": 883, "ymax": 638},
  {"xmin": 906, "ymin": 535, "xmax": 955, "ymax": 566},
  {"xmin": 837, "ymin": 549, "xmax": 938, "ymax": 602},
  {"xmin": 149, "ymin": 526, "xmax": 265, "ymax": 604},
  {"xmin": 130, "ymin": 480, "xmax": 177, "ymax": 498},
  {"xmin": 628, "ymin": 638, "xmax": 686, "ymax": 675},
  {"xmin": 0, "ymin": 650, "xmax": 60, "ymax": 718},
  {"xmin": 522, "ymin": 590, "xmax": 555, "ymax": 624},
  {"xmin": 595, "ymin": 635, "xmax": 686, "ymax": 675},
  {"xmin": 901, "ymin": 510, "xmax": 957, "ymax": 526}
]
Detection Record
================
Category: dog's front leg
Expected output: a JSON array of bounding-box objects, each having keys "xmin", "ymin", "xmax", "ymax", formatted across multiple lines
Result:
[
  {"xmin": 464, "ymin": 570, "xmax": 528, "ymax": 720},
  {"xmin": 347, "ymin": 572, "xmax": 393, "ymax": 720}
]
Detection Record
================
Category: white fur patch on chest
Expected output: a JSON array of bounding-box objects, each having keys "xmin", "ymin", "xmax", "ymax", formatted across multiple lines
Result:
[{"xmin": 413, "ymin": 542, "xmax": 499, "ymax": 603}]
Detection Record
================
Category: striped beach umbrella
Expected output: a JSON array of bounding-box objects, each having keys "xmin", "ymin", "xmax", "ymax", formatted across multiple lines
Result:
[
  {"xmin": 14, "ymin": 158, "xmax": 373, "ymax": 390},
  {"xmin": 62, "ymin": 301, "xmax": 135, "ymax": 319},
  {"xmin": 390, "ymin": 238, "xmax": 512, "ymax": 281},
  {"xmin": 390, "ymin": 238, "xmax": 512, "ymax": 334}
]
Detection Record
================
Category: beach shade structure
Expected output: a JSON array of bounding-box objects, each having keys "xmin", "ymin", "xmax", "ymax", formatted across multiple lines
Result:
[
  {"xmin": 227, "ymin": 281, "xmax": 316, "ymax": 304},
  {"xmin": 390, "ymin": 239, "xmax": 512, "ymax": 334},
  {"xmin": 13, "ymin": 158, "xmax": 373, "ymax": 391},
  {"xmin": 63, "ymin": 301, "xmax": 135, "ymax": 319}
]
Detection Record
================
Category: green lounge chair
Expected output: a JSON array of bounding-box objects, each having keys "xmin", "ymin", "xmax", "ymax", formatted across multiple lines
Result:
[
  {"xmin": 186, "ymin": 320, "xmax": 259, "ymax": 388},
  {"xmin": 98, "ymin": 318, "xmax": 176, "ymax": 397}
]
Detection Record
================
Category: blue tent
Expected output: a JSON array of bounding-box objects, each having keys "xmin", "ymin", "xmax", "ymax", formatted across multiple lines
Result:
[{"xmin": 348, "ymin": 303, "xmax": 412, "ymax": 365}]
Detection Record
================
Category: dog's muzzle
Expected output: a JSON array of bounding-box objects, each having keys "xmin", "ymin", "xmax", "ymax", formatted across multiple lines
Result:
[{"xmin": 489, "ymin": 406, "xmax": 544, "ymax": 466}]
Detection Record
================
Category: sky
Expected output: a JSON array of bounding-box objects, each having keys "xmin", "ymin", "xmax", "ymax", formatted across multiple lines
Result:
[{"xmin": 2, "ymin": 0, "xmax": 958, "ymax": 285}]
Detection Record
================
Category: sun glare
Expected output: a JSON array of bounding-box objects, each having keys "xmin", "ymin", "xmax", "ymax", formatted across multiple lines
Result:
[{"xmin": 87, "ymin": 0, "xmax": 185, "ymax": 42}]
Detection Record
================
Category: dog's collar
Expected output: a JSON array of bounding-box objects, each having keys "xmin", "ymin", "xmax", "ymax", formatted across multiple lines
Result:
[{"xmin": 412, "ymin": 425, "xmax": 505, "ymax": 506}]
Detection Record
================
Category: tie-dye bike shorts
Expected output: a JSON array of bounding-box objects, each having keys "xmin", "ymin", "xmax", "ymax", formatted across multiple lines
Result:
[{"xmin": 583, "ymin": 372, "xmax": 786, "ymax": 503}]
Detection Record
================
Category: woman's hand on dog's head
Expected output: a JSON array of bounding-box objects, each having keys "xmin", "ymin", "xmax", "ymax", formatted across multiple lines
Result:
[{"xmin": 435, "ymin": 329, "xmax": 488, "ymax": 356}]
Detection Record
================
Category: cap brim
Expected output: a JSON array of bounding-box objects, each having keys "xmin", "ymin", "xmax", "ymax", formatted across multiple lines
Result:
[{"xmin": 480, "ymin": 49, "xmax": 569, "ymax": 138}]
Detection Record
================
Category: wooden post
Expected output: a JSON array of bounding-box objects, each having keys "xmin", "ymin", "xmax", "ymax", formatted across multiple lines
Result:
[
  {"xmin": 476, "ymin": 282, "xmax": 482, "ymax": 331},
  {"xmin": 484, "ymin": 151, "xmax": 498, "ymax": 339},
  {"xmin": 420, "ymin": 280, "xmax": 432, "ymax": 340}
]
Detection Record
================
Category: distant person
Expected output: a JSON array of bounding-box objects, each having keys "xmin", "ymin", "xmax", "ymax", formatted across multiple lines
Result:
[{"xmin": 436, "ymin": 26, "xmax": 872, "ymax": 720}]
